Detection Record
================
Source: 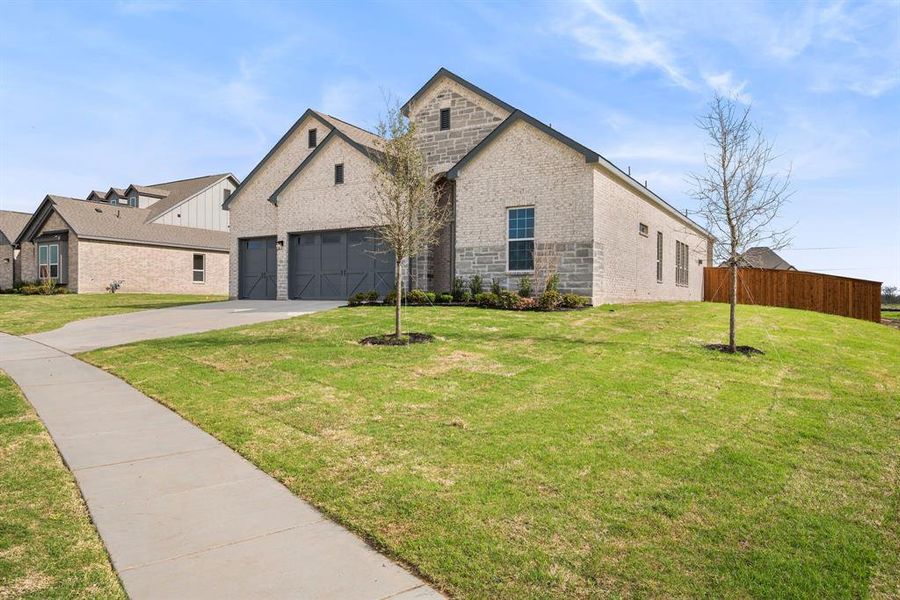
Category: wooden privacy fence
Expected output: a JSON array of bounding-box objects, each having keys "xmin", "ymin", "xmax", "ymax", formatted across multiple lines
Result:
[{"xmin": 703, "ymin": 267, "xmax": 882, "ymax": 322}]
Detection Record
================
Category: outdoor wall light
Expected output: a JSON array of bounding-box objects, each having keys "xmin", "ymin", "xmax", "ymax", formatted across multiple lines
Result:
[{"xmin": 277, "ymin": 240, "xmax": 284, "ymax": 248}]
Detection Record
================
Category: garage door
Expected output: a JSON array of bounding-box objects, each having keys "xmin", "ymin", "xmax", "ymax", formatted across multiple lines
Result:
[
  {"xmin": 239, "ymin": 237, "xmax": 277, "ymax": 299},
  {"xmin": 289, "ymin": 230, "xmax": 394, "ymax": 300}
]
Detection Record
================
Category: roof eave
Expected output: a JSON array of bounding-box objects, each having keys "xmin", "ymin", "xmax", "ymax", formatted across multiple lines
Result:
[
  {"xmin": 268, "ymin": 129, "xmax": 380, "ymax": 205},
  {"xmin": 400, "ymin": 67, "xmax": 516, "ymax": 117},
  {"xmin": 223, "ymin": 110, "xmax": 326, "ymax": 210}
]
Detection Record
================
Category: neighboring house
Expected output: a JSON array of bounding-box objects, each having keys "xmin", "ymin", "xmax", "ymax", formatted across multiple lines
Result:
[
  {"xmin": 0, "ymin": 210, "xmax": 32, "ymax": 290},
  {"xmin": 15, "ymin": 173, "xmax": 238, "ymax": 294},
  {"xmin": 224, "ymin": 68, "xmax": 713, "ymax": 304},
  {"xmin": 724, "ymin": 247, "xmax": 796, "ymax": 270}
]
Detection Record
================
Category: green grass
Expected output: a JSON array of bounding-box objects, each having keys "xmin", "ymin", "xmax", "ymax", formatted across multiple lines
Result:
[
  {"xmin": 882, "ymin": 309, "xmax": 900, "ymax": 321},
  {"xmin": 0, "ymin": 293, "xmax": 226, "ymax": 335},
  {"xmin": 0, "ymin": 373, "xmax": 125, "ymax": 599},
  {"xmin": 82, "ymin": 303, "xmax": 900, "ymax": 599}
]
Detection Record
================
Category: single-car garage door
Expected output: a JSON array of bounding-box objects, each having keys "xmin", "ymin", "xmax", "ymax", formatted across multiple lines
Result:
[
  {"xmin": 289, "ymin": 229, "xmax": 394, "ymax": 300},
  {"xmin": 239, "ymin": 237, "xmax": 277, "ymax": 299}
]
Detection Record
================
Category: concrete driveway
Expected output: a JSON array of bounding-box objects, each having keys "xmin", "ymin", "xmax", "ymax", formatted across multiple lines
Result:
[{"xmin": 26, "ymin": 299, "xmax": 344, "ymax": 354}]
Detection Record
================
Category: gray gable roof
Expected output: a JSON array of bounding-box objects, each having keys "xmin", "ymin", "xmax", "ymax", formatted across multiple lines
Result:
[
  {"xmin": 445, "ymin": 108, "xmax": 711, "ymax": 238},
  {"xmin": 142, "ymin": 173, "xmax": 236, "ymax": 222},
  {"xmin": 732, "ymin": 247, "xmax": 795, "ymax": 270},
  {"xmin": 222, "ymin": 109, "xmax": 331, "ymax": 210},
  {"xmin": 0, "ymin": 210, "xmax": 32, "ymax": 245},
  {"xmin": 401, "ymin": 67, "xmax": 515, "ymax": 117},
  {"xmin": 223, "ymin": 109, "xmax": 382, "ymax": 210},
  {"xmin": 17, "ymin": 195, "xmax": 229, "ymax": 251}
]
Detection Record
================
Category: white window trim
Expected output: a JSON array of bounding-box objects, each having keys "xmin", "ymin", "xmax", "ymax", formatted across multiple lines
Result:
[
  {"xmin": 192, "ymin": 253, "xmax": 206, "ymax": 284},
  {"xmin": 507, "ymin": 205, "xmax": 535, "ymax": 273}
]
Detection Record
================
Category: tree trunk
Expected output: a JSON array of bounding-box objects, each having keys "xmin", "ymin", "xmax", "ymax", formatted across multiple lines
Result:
[
  {"xmin": 729, "ymin": 261, "xmax": 738, "ymax": 352},
  {"xmin": 395, "ymin": 259, "xmax": 403, "ymax": 338}
]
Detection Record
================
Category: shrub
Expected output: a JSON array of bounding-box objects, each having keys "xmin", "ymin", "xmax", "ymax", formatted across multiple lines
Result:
[
  {"xmin": 349, "ymin": 290, "xmax": 380, "ymax": 306},
  {"xmin": 497, "ymin": 290, "xmax": 520, "ymax": 309},
  {"xmin": 460, "ymin": 290, "xmax": 472, "ymax": 304},
  {"xmin": 474, "ymin": 292, "xmax": 499, "ymax": 307},
  {"xmin": 384, "ymin": 290, "xmax": 403, "ymax": 305},
  {"xmin": 436, "ymin": 293, "xmax": 453, "ymax": 304},
  {"xmin": 545, "ymin": 273, "xmax": 560, "ymax": 293},
  {"xmin": 16, "ymin": 280, "xmax": 67, "ymax": 295},
  {"xmin": 490, "ymin": 278, "xmax": 502, "ymax": 295},
  {"xmin": 468, "ymin": 274, "xmax": 484, "ymax": 296},
  {"xmin": 561, "ymin": 293, "xmax": 589, "ymax": 308},
  {"xmin": 451, "ymin": 277, "xmax": 467, "ymax": 302},
  {"xmin": 406, "ymin": 290, "xmax": 436, "ymax": 305},
  {"xmin": 106, "ymin": 279, "xmax": 124, "ymax": 294},
  {"xmin": 516, "ymin": 296, "xmax": 537, "ymax": 310},
  {"xmin": 517, "ymin": 276, "xmax": 533, "ymax": 298},
  {"xmin": 538, "ymin": 289, "xmax": 562, "ymax": 310}
]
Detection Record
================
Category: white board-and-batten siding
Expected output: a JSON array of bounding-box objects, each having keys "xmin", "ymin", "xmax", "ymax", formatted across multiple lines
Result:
[{"xmin": 153, "ymin": 178, "xmax": 234, "ymax": 231}]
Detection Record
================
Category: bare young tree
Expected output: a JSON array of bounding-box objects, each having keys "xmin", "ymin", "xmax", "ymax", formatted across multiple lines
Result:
[
  {"xmin": 368, "ymin": 102, "xmax": 450, "ymax": 339},
  {"xmin": 690, "ymin": 95, "xmax": 792, "ymax": 352}
]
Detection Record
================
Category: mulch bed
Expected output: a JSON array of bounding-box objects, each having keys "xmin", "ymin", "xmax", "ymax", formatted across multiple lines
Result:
[
  {"xmin": 359, "ymin": 333, "xmax": 435, "ymax": 346},
  {"xmin": 704, "ymin": 343, "xmax": 764, "ymax": 357}
]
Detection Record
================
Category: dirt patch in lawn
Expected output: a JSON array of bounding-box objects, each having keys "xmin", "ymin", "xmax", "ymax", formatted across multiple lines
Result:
[
  {"xmin": 360, "ymin": 332, "xmax": 434, "ymax": 346},
  {"xmin": 704, "ymin": 343, "xmax": 764, "ymax": 356}
]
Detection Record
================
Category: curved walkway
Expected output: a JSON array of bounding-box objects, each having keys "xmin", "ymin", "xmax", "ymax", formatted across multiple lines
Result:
[{"xmin": 0, "ymin": 303, "xmax": 440, "ymax": 599}]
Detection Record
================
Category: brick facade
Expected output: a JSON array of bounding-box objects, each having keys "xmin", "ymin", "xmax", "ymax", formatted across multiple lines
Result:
[
  {"xmin": 76, "ymin": 239, "xmax": 228, "ymax": 294},
  {"xmin": 226, "ymin": 70, "xmax": 713, "ymax": 304},
  {"xmin": 228, "ymin": 113, "xmax": 331, "ymax": 298},
  {"xmin": 0, "ymin": 242, "xmax": 13, "ymax": 290}
]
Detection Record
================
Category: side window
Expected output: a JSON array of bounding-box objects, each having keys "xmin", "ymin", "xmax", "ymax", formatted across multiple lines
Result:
[
  {"xmin": 192, "ymin": 253, "xmax": 205, "ymax": 283},
  {"xmin": 507, "ymin": 207, "xmax": 535, "ymax": 271},
  {"xmin": 656, "ymin": 232, "xmax": 663, "ymax": 283},
  {"xmin": 675, "ymin": 241, "xmax": 689, "ymax": 286},
  {"xmin": 223, "ymin": 189, "xmax": 232, "ymax": 204}
]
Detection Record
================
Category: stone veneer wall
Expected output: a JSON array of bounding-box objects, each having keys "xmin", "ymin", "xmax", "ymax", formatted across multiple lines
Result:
[{"xmin": 408, "ymin": 76, "xmax": 510, "ymax": 174}]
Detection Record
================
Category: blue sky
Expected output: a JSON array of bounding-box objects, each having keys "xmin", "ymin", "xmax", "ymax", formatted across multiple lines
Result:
[{"xmin": 1, "ymin": 0, "xmax": 898, "ymax": 285}]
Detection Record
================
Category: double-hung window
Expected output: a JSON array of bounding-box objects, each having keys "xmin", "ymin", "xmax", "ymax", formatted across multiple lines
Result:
[
  {"xmin": 38, "ymin": 243, "xmax": 59, "ymax": 281},
  {"xmin": 192, "ymin": 253, "xmax": 205, "ymax": 283},
  {"xmin": 507, "ymin": 207, "xmax": 534, "ymax": 271},
  {"xmin": 675, "ymin": 241, "xmax": 689, "ymax": 286}
]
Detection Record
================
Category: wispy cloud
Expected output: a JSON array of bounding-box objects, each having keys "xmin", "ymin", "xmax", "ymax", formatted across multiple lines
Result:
[
  {"xmin": 556, "ymin": 0, "xmax": 694, "ymax": 89},
  {"xmin": 703, "ymin": 71, "xmax": 751, "ymax": 104}
]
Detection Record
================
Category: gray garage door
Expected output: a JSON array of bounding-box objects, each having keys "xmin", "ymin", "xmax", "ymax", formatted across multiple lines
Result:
[
  {"xmin": 239, "ymin": 237, "xmax": 277, "ymax": 299},
  {"xmin": 289, "ymin": 229, "xmax": 394, "ymax": 300}
]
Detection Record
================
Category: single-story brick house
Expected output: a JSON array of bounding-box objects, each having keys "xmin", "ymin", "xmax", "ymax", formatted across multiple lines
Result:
[
  {"xmin": 14, "ymin": 173, "xmax": 238, "ymax": 294},
  {"xmin": 223, "ymin": 68, "xmax": 713, "ymax": 304},
  {"xmin": 0, "ymin": 210, "xmax": 32, "ymax": 290}
]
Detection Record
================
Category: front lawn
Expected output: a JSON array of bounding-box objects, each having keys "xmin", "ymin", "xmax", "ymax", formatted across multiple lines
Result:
[
  {"xmin": 0, "ymin": 373, "xmax": 124, "ymax": 598},
  {"xmin": 82, "ymin": 303, "xmax": 900, "ymax": 598},
  {"xmin": 0, "ymin": 293, "xmax": 226, "ymax": 335}
]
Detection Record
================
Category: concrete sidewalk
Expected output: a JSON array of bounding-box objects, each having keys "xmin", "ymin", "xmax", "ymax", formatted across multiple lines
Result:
[
  {"xmin": 0, "ymin": 333, "xmax": 440, "ymax": 599},
  {"xmin": 26, "ymin": 299, "xmax": 344, "ymax": 354}
]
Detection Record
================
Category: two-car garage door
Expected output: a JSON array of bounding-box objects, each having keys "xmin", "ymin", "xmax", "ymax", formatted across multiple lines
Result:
[
  {"xmin": 239, "ymin": 230, "xmax": 394, "ymax": 300},
  {"xmin": 289, "ymin": 229, "xmax": 395, "ymax": 300}
]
